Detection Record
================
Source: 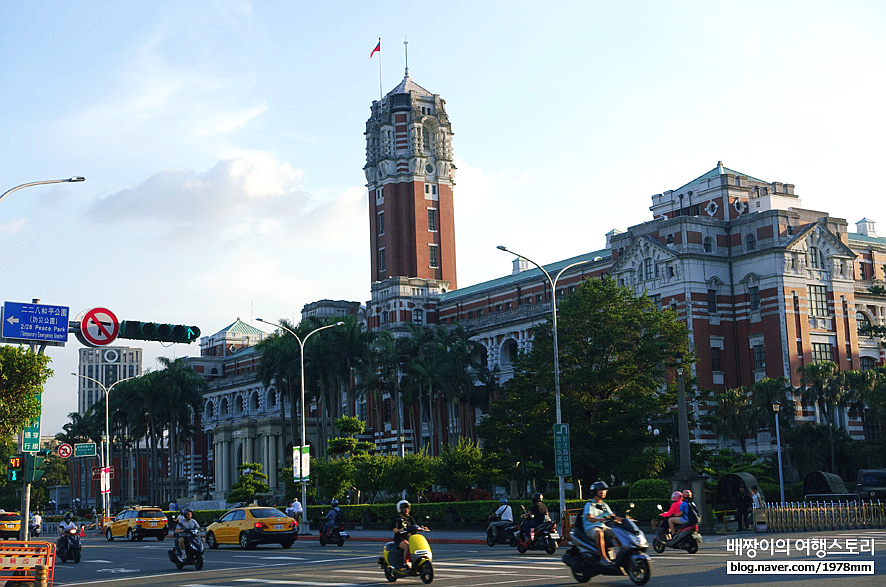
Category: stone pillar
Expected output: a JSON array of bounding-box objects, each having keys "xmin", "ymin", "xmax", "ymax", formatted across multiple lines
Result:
[{"xmin": 269, "ymin": 434, "xmax": 278, "ymax": 490}]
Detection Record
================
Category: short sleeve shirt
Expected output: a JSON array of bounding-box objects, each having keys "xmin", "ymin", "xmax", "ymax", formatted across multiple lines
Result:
[{"xmin": 583, "ymin": 500, "xmax": 614, "ymax": 530}]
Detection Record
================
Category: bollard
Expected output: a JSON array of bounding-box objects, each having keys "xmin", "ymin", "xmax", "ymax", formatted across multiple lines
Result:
[{"xmin": 34, "ymin": 564, "xmax": 48, "ymax": 587}]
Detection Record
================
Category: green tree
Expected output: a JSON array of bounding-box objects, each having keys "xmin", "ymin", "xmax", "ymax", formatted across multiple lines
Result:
[
  {"xmin": 0, "ymin": 345, "xmax": 52, "ymax": 435},
  {"xmin": 352, "ymin": 453, "xmax": 395, "ymax": 503},
  {"xmin": 386, "ymin": 450, "xmax": 438, "ymax": 500},
  {"xmin": 479, "ymin": 277, "xmax": 688, "ymax": 488},
  {"xmin": 310, "ymin": 457, "xmax": 355, "ymax": 502},
  {"xmin": 435, "ymin": 438, "xmax": 485, "ymax": 497},
  {"xmin": 228, "ymin": 462, "xmax": 270, "ymax": 503},
  {"xmin": 703, "ymin": 387, "xmax": 757, "ymax": 453},
  {"xmin": 798, "ymin": 361, "xmax": 844, "ymax": 473},
  {"xmin": 327, "ymin": 416, "xmax": 376, "ymax": 457}
]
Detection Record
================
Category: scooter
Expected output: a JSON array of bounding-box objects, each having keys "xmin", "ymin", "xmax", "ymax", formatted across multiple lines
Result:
[
  {"xmin": 652, "ymin": 504, "xmax": 701, "ymax": 554},
  {"xmin": 485, "ymin": 513, "xmax": 519, "ymax": 547},
  {"xmin": 319, "ymin": 521, "xmax": 349, "ymax": 547},
  {"xmin": 168, "ymin": 527, "xmax": 205, "ymax": 570},
  {"xmin": 515, "ymin": 517, "xmax": 560, "ymax": 554},
  {"xmin": 562, "ymin": 503, "xmax": 650, "ymax": 585},
  {"xmin": 57, "ymin": 526, "xmax": 82, "ymax": 564},
  {"xmin": 377, "ymin": 524, "xmax": 434, "ymax": 584},
  {"xmin": 29, "ymin": 521, "xmax": 42, "ymax": 538}
]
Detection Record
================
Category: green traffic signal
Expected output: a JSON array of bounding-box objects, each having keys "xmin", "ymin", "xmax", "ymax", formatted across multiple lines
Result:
[
  {"xmin": 119, "ymin": 320, "xmax": 200, "ymax": 343},
  {"xmin": 7, "ymin": 456, "xmax": 22, "ymax": 482},
  {"xmin": 30, "ymin": 455, "xmax": 47, "ymax": 482}
]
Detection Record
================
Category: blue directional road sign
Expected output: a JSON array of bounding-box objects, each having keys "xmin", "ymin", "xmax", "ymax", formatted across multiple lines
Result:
[{"xmin": 2, "ymin": 301, "xmax": 69, "ymax": 343}]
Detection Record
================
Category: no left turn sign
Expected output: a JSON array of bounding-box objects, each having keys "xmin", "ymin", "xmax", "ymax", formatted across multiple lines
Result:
[
  {"xmin": 78, "ymin": 307, "xmax": 119, "ymax": 347},
  {"xmin": 57, "ymin": 443, "xmax": 73, "ymax": 458}
]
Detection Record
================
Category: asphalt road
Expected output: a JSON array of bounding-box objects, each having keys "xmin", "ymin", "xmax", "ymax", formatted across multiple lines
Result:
[{"xmin": 48, "ymin": 529, "xmax": 886, "ymax": 587}]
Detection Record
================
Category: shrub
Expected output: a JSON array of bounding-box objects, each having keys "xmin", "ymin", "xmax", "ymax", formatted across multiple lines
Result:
[
  {"xmin": 628, "ymin": 479, "xmax": 670, "ymax": 499},
  {"xmin": 607, "ymin": 484, "xmax": 631, "ymax": 499}
]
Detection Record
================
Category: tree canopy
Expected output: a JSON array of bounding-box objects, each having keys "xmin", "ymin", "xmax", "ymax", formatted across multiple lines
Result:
[{"xmin": 0, "ymin": 345, "xmax": 53, "ymax": 435}]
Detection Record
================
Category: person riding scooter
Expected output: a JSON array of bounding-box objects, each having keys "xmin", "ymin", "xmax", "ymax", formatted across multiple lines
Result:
[
  {"xmin": 321, "ymin": 499, "xmax": 343, "ymax": 538},
  {"xmin": 583, "ymin": 481, "xmax": 622, "ymax": 565},
  {"xmin": 660, "ymin": 491, "xmax": 688, "ymax": 539},
  {"xmin": 489, "ymin": 497, "xmax": 514, "ymax": 539},
  {"xmin": 392, "ymin": 500, "xmax": 427, "ymax": 570},
  {"xmin": 174, "ymin": 508, "xmax": 200, "ymax": 560},
  {"xmin": 521, "ymin": 493, "xmax": 548, "ymax": 541}
]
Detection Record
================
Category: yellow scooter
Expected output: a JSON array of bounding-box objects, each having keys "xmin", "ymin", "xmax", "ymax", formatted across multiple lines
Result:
[{"xmin": 378, "ymin": 524, "xmax": 434, "ymax": 583}]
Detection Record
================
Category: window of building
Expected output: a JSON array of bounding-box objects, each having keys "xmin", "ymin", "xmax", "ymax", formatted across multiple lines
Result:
[
  {"xmin": 753, "ymin": 344, "xmax": 765, "ymax": 371},
  {"xmin": 703, "ymin": 237, "xmax": 713, "ymax": 253},
  {"xmin": 536, "ymin": 294, "xmax": 543, "ymax": 303},
  {"xmin": 383, "ymin": 398, "xmax": 391, "ymax": 422},
  {"xmin": 427, "ymin": 208, "xmax": 438, "ymax": 231},
  {"xmin": 504, "ymin": 302, "xmax": 511, "ymax": 310},
  {"xmin": 857, "ymin": 311, "xmax": 873, "ymax": 334},
  {"xmin": 467, "ymin": 311, "xmax": 473, "ymax": 319},
  {"xmin": 749, "ymin": 286, "xmax": 760, "ymax": 311},
  {"xmin": 382, "ymin": 310, "xmax": 389, "ymax": 324},
  {"xmin": 642, "ymin": 258, "xmax": 654, "ymax": 280},
  {"xmin": 811, "ymin": 343, "xmax": 833, "ymax": 363},
  {"xmin": 808, "ymin": 246, "xmax": 822, "ymax": 269},
  {"xmin": 711, "ymin": 347, "xmax": 722, "ymax": 372},
  {"xmin": 377, "ymin": 211, "xmax": 384, "ymax": 235},
  {"xmin": 861, "ymin": 356, "xmax": 877, "ymax": 370},
  {"xmin": 429, "ymin": 244, "xmax": 439, "ymax": 268},
  {"xmin": 746, "ymin": 234, "xmax": 756, "ymax": 251},
  {"xmin": 495, "ymin": 304, "xmax": 502, "ymax": 312},
  {"xmin": 413, "ymin": 309, "xmax": 424, "ymax": 324},
  {"xmin": 707, "ymin": 289, "xmax": 718, "ymax": 314},
  {"xmin": 378, "ymin": 248, "xmax": 386, "ymax": 272},
  {"xmin": 477, "ymin": 309, "xmax": 483, "ymax": 317},
  {"xmin": 808, "ymin": 285, "xmax": 829, "ymax": 317},
  {"xmin": 666, "ymin": 234, "xmax": 674, "ymax": 244}
]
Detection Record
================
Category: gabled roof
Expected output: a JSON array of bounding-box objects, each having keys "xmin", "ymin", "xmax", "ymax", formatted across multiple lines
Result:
[
  {"xmin": 610, "ymin": 235, "xmax": 679, "ymax": 273},
  {"xmin": 215, "ymin": 318, "xmax": 265, "ymax": 337},
  {"xmin": 388, "ymin": 72, "xmax": 432, "ymax": 98},
  {"xmin": 673, "ymin": 161, "xmax": 767, "ymax": 194},
  {"xmin": 785, "ymin": 222, "xmax": 857, "ymax": 258}
]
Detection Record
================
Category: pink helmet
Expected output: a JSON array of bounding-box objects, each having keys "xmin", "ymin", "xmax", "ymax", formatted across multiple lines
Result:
[{"xmin": 671, "ymin": 491, "xmax": 683, "ymax": 501}]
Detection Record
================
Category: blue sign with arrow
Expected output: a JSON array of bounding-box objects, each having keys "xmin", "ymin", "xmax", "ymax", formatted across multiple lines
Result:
[{"xmin": 2, "ymin": 301, "xmax": 69, "ymax": 343}]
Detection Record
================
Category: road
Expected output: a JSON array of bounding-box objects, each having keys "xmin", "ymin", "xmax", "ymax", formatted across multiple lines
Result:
[{"xmin": 48, "ymin": 529, "xmax": 885, "ymax": 587}]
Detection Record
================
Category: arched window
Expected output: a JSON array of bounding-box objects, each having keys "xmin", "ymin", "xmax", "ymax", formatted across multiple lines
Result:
[
  {"xmin": 250, "ymin": 391, "xmax": 260, "ymax": 411},
  {"xmin": 746, "ymin": 234, "xmax": 756, "ymax": 251},
  {"xmin": 703, "ymin": 236, "xmax": 713, "ymax": 253},
  {"xmin": 857, "ymin": 311, "xmax": 873, "ymax": 334},
  {"xmin": 861, "ymin": 356, "xmax": 877, "ymax": 370},
  {"xmin": 220, "ymin": 398, "xmax": 229, "ymax": 416}
]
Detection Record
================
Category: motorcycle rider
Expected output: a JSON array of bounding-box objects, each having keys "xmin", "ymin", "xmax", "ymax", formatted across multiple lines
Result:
[
  {"xmin": 30, "ymin": 510, "xmax": 43, "ymax": 536},
  {"xmin": 682, "ymin": 490, "xmax": 701, "ymax": 525},
  {"xmin": 174, "ymin": 508, "xmax": 200, "ymax": 559},
  {"xmin": 521, "ymin": 493, "xmax": 549, "ymax": 542},
  {"xmin": 660, "ymin": 491, "xmax": 688, "ymax": 538},
  {"xmin": 583, "ymin": 481, "xmax": 621, "ymax": 565},
  {"xmin": 57, "ymin": 512, "xmax": 77, "ymax": 552},
  {"xmin": 391, "ymin": 500, "xmax": 427, "ymax": 570},
  {"xmin": 489, "ymin": 497, "xmax": 513, "ymax": 540},
  {"xmin": 321, "ymin": 499, "xmax": 343, "ymax": 537}
]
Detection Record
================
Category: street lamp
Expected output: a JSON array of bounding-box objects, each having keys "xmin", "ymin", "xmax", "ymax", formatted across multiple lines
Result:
[
  {"xmin": 256, "ymin": 318, "xmax": 344, "ymax": 533},
  {"xmin": 772, "ymin": 402, "xmax": 785, "ymax": 504},
  {"xmin": 71, "ymin": 372, "xmax": 134, "ymax": 525},
  {"xmin": 1, "ymin": 176, "xmax": 85, "ymax": 205},
  {"xmin": 496, "ymin": 246, "xmax": 590, "ymax": 521}
]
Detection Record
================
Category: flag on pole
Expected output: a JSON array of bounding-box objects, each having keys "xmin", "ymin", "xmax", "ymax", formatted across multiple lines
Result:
[{"xmin": 370, "ymin": 40, "xmax": 381, "ymax": 58}]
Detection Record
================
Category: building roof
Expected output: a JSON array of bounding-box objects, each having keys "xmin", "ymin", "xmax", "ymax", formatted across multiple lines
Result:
[
  {"xmin": 849, "ymin": 232, "xmax": 886, "ymax": 245},
  {"xmin": 215, "ymin": 317, "xmax": 265, "ymax": 337},
  {"xmin": 673, "ymin": 161, "xmax": 767, "ymax": 193},
  {"xmin": 440, "ymin": 249, "xmax": 611, "ymax": 303},
  {"xmin": 388, "ymin": 71, "xmax": 433, "ymax": 98}
]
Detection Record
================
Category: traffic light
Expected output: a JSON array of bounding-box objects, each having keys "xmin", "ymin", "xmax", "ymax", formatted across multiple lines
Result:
[
  {"xmin": 6, "ymin": 456, "xmax": 22, "ymax": 482},
  {"xmin": 29, "ymin": 453, "xmax": 47, "ymax": 482},
  {"xmin": 119, "ymin": 320, "xmax": 200, "ymax": 344}
]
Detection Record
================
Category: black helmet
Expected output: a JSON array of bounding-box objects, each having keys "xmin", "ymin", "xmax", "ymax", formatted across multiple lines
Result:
[
  {"xmin": 591, "ymin": 481, "xmax": 609, "ymax": 493},
  {"xmin": 531, "ymin": 492, "xmax": 543, "ymax": 503},
  {"xmin": 183, "ymin": 508, "xmax": 193, "ymax": 515},
  {"xmin": 331, "ymin": 499, "xmax": 339, "ymax": 506},
  {"xmin": 64, "ymin": 512, "xmax": 72, "ymax": 521}
]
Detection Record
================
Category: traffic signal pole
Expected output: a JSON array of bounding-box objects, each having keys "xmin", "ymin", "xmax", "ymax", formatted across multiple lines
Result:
[{"xmin": 19, "ymin": 454, "xmax": 32, "ymax": 541}]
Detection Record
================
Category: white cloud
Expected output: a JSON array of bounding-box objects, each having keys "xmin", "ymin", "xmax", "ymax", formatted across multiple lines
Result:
[{"xmin": 0, "ymin": 219, "xmax": 26, "ymax": 235}]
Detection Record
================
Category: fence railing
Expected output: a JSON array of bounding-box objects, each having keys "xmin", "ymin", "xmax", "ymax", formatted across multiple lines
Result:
[{"xmin": 764, "ymin": 501, "xmax": 885, "ymax": 532}]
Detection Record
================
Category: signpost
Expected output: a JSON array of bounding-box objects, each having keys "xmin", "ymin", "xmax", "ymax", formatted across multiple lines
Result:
[
  {"xmin": 91, "ymin": 466, "xmax": 115, "ymax": 481},
  {"xmin": 1, "ymin": 301, "xmax": 69, "ymax": 343},
  {"xmin": 74, "ymin": 443, "xmax": 96, "ymax": 458},
  {"xmin": 292, "ymin": 446, "xmax": 310, "ymax": 481},
  {"xmin": 554, "ymin": 423, "xmax": 572, "ymax": 477},
  {"xmin": 19, "ymin": 412, "xmax": 41, "ymax": 454},
  {"xmin": 57, "ymin": 443, "xmax": 73, "ymax": 459}
]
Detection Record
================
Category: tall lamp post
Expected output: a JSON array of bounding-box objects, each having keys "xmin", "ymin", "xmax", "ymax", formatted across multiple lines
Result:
[
  {"xmin": 496, "ymin": 246, "xmax": 590, "ymax": 522},
  {"xmin": 72, "ymin": 373, "xmax": 134, "ymax": 525},
  {"xmin": 1, "ymin": 176, "xmax": 85, "ymax": 205},
  {"xmin": 674, "ymin": 356, "xmax": 693, "ymax": 478},
  {"xmin": 772, "ymin": 402, "xmax": 785, "ymax": 504},
  {"xmin": 257, "ymin": 318, "xmax": 344, "ymax": 533}
]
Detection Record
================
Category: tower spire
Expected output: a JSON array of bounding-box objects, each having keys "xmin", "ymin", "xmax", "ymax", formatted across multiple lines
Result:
[{"xmin": 404, "ymin": 36, "xmax": 409, "ymax": 77}]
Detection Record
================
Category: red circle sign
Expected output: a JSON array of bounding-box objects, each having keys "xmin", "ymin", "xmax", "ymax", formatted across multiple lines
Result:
[
  {"xmin": 81, "ymin": 307, "xmax": 119, "ymax": 346},
  {"xmin": 58, "ymin": 443, "xmax": 73, "ymax": 459}
]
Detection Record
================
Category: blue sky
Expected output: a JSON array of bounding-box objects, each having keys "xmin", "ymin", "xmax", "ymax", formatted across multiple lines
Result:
[{"xmin": 2, "ymin": 1, "xmax": 885, "ymax": 435}]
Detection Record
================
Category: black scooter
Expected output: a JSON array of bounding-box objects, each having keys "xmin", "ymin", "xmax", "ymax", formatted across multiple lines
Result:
[
  {"xmin": 562, "ymin": 503, "xmax": 650, "ymax": 585},
  {"xmin": 652, "ymin": 504, "xmax": 701, "ymax": 554},
  {"xmin": 57, "ymin": 526, "xmax": 82, "ymax": 564},
  {"xmin": 319, "ymin": 521, "xmax": 349, "ymax": 547},
  {"xmin": 515, "ymin": 518, "xmax": 560, "ymax": 554},
  {"xmin": 486, "ymin": 513, "xmax": 519, "ymax": 547},
  {"xmin": 168, "ymin": 527, "xmax": 205, "ymax": 570}
]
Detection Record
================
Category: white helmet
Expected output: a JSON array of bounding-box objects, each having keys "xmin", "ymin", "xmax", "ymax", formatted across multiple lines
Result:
[{"xmin": 397, "ymin": 499, "xmax": 410, "ymax": 512}]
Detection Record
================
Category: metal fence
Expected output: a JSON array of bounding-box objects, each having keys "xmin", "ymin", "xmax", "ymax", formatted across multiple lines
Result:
[{"xmin": 764, "ymin": 501, "xmax": 886, "ymax": 532}]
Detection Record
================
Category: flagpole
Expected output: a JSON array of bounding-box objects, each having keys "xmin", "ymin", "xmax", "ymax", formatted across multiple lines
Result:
[{"xmin": 378, "ymin": 37, "xmax": 383, "ymax": 103}]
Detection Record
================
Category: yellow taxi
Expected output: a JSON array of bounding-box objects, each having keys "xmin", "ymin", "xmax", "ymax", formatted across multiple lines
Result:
[
  {"xmin": 0, "ymin": 512, "xmax": 21, "ymax": 540},
  {"xmin": 206, "ymin": 505, "xmax": 297, "ymax": 549},
  {"xmin": 105, "ymin": 506, "xmax": 169, "ymax": 541}
]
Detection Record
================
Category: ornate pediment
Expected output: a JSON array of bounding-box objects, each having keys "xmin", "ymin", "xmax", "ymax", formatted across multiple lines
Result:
[{"xmin": 611, "ymin": 236, "xmax": 681, "ymax": 289}]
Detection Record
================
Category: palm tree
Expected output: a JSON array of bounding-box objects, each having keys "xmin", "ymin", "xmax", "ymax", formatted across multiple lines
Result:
[
  {"xmin": 703, "ymin": 387, "xmax": 756, "ymax": 453},
  {"xmin": 798, "ymin": 361, "xmax": 842, "ymax": 472},
  {"xmin": 749, "ymin": 377, "xmax": 796, "ymax": 478}
]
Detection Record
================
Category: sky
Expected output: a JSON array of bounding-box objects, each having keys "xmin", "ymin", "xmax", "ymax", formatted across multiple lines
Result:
[{"xmin": 2, "ymin": 1, "xmax": 885, "ymax": 436}]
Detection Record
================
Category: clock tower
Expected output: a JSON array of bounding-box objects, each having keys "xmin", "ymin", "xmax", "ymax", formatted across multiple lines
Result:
[{"xmin": 364, "ymin": 69, "xmax": 457, "ymax": 291}]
